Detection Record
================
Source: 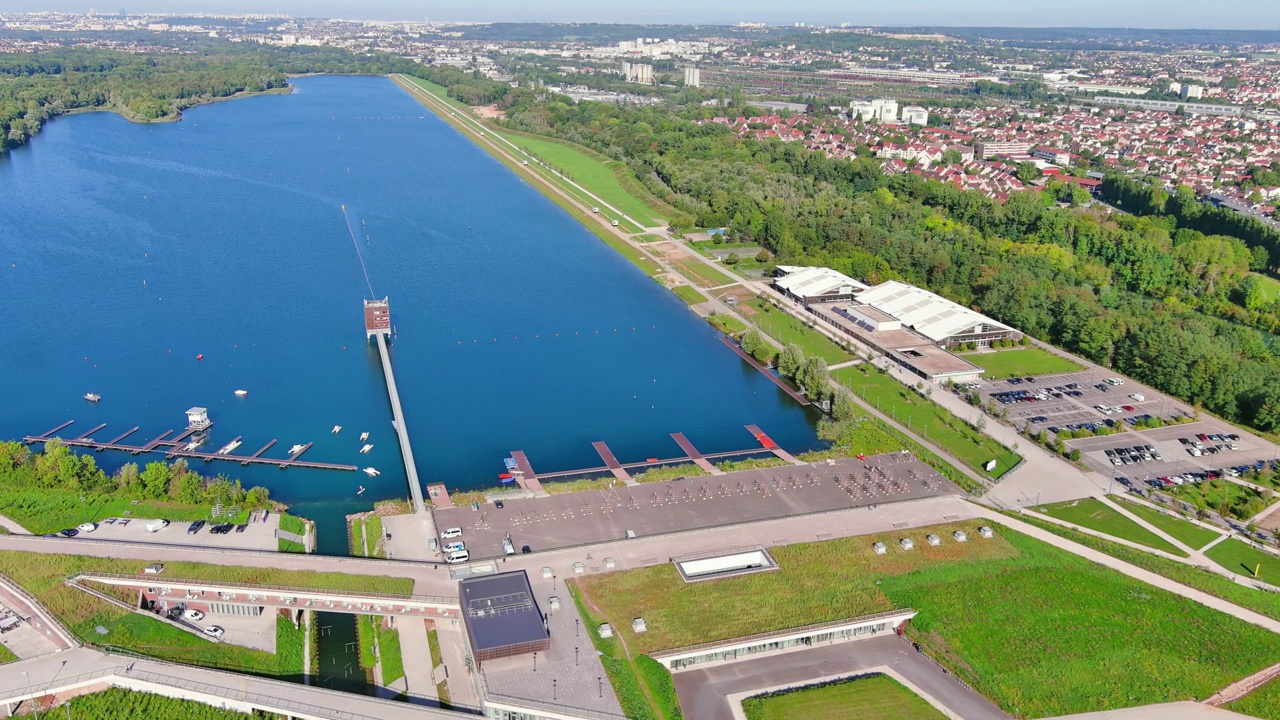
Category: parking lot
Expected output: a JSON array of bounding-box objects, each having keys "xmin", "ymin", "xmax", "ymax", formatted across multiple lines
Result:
[
  {"xmin": 980, "ymin": 369, "xmax": 1190, "ymax": 438},
  {"xmin": 1070, "ymin": 419, "xmax": 1277, "ymax": 485},
  {"xmin": 60, "ymin": 512, "xmax": 280, "ymax": 552}
]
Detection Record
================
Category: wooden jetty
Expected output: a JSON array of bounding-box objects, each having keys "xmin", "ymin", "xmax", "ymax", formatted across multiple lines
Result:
[
  {"xmin": 508, "ymin": 450, "xmax": 547, "ymax": 496},
  {"xmin": 720, "ymin": 337, "xmax": 812, "ymax": 405},
  {"xmin": 23, "ymin": 421, "xmax": 356, "ymax": 472},
  {"xmin": 745, "ymin": 424, "xmax": 804, "ymax": 465},
  {"xmin": 670, "ymin": 432, "xmax": 725, "ymax": 476},
  {"xmin": 592, "ymin": 440, "xmax": 636, "ymax": 485}
]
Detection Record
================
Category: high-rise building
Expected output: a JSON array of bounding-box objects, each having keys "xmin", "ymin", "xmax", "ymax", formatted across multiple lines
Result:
[
  {"xmin": 683, "ymin": 68, "xmax": 701, "ymax": 87},
  {"xmin": 901, "ymin": 106, "xmax": 929, "ymax": 126},
  {"xmin": 621, "ymin": 62, "xmax": 654, "ymax": 84}
]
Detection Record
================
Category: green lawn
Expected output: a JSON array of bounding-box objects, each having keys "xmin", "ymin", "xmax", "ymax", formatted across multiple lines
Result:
[
  {"xmin": 743, "ymin": 299, "xmax": 851, "ymax": 364},
  {"xmin": 1168, "ymin": 477, "xmax": 1274, "ymax": 521},
  {"xmin": 501, "ymin": 132, "xmax": 663, "ymax": 227},
  {"xmin": 1034, "ymin": 498, "xmax": 1185, "ymax": 555},
  {"xmin": 707, "ymin": 312, "xmax": 747, "ymax": 334},
  {"xmin": 1206, "ymin": 539, "xmax": 1280, "ymax": 582},
  {"xmin": 1250, "ymin": 272, "xmax": 1280, "ymax": 305},
  {"xmin": 671, "ymin": 257, "xmax": 737, "ymax": 288},
  {"xmin": 379, "ymin": 623, "xmax": 405, "ymax": 687},
  {"xmin": 428, "ymin": 626, "xmax": 443, "ymax": 668},
  {"xmin": 570, "ymin": 586, "xmax": 681, "ymax": 720},
  {"xmin": 45, "ymin": 688, "xmax": 257, "ymax": 719},
  {"xmin": 833, "ymin": 366, "xmax": 1020, "ymax": 479},
  {"xmin": 1229, "ymin": 675, "xmax": 1280, "ymax": 720},
  {"xmin": 742, "ymin": 674, "xmax": 945, "ymax": 720},
  {"xmin": 1014, "ymin": 514, "xmax": 1280, "ymax": 622},
  {"xmin": 1116, "ymin": 499, "xmax": 1224, "ymax": 550},
  {"xmin": 578, "ymin": 520, "xmax": 1280, "ymax": 717},
  {"xmin": 673, "ymin": 285, "xmax": 708, "ymax": 304},
  {"xmin": 961, "ymin": 347, "xmax": 1083, "ymax": 379},
  {"xmin": 0, "ymin": 489, "xmax": 253, "ymax": 536},
  {"xmin": 0, "ymin": 642, "xmax": 17, "ymax": 664},
  {"xmin": 636, "ymin": 234, "xmax": 666, "ymax": 243}
]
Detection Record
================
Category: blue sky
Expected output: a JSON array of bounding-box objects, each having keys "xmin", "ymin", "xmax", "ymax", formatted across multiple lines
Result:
[{"xmin": 5, "ymin": 0, "xmax": 1277, "ymax": 29}]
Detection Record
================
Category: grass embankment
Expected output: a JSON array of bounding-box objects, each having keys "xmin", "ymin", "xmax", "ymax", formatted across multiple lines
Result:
[
  {"xmin": 0, "ymin": 550, "xmax": 411, "ymax": 674},
  {"xmin": 741, "ymin": 299, "xmax": 850, "ymax": 364},
  {"xmin": 1034, "ymin": 498, "xmax": 1186, "ymax": 555},
  {"xmin": 576, "ymin": 520, "xmax": 1280, "ymax": 717},
  {"xmin": 833, "ymin": 366, "xmax": 1019, "ymax": 480},
  {"xmin": 0, "ymin": 489, "xmax": 248, "ymax": 536},
  {"xmin": 714, "ymin": 457, "xmax": 791, "ymax": 472},
  {"xmin": 35, "ymin": 687, "xmax": 258, "ymax": 719},
  {"xmin": 637, "ymin": 234, "xmax": 667, "ymax": 243},
  {"xmin": 673, "ymin": 285, "xmax": 708, "ymax": 305},
  {"xmin": 0, "ymin": 642, "xmax": 17, "ymax": 664},
  {"xmin": 1206, "ymin": 539, "xmax": 1280, "ymax": 582},
  {"xmin": 1116, "ymin": 499, "xmax": 1224, "ymax": 550},
  {"xmin": 742, "ymin": 674, "xmax": 945, "ymax": 720},
  {"xmin": 1168, "ymin": 477, "xmax": 1274, "ymax": 522},
  {"xmin": 632, "ymin": 464, "xmax": 708, "ymax": 484},
  {"xmin": 356, "ymin": 616, "xmax": 405, "ymax": 688},
  {"xmin": 278, "ymin": 512, "xmax": 308, "ymax": 553},
  {"xmin": 1014, "ymin": 514, "xmax": 1280, "ymax": 622},
  {"xmin": 707, "ymin": 312, "xmax": 748, "ymax": 334},
  {"xmin": 960, "ymin": 347, "xmax": 1082, "ymax": 378},
  {"xmin": 394, "ymin": 76, "xmax": 664, "ymax": 278},
  {"xmin": 428, "ymin": 626, "xmax": 443, "ymax": 668},
  {"xmin": 544, "ymin": 477, "xmax": 620, "ymax": 495},
  {"xmin": 349, "ymin": 515, "xmax": 385, "ymax": 558}
]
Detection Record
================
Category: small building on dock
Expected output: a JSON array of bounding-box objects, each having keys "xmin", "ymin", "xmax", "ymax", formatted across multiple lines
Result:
[
  {"xmin": 364, "ymin": 297, "xmax": 391, "ymax": 339},
  {"xmin": 185, "ymin": 407, "xmax": 211, "ymax": 431}
]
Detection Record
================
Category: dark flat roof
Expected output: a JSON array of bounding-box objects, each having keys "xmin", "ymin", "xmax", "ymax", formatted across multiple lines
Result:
[{"xmin": 459, "ymin": 571, "xmax": 548, "ymax": 652}]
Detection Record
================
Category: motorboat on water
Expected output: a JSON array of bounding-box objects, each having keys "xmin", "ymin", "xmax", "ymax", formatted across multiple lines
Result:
[
  {"xmin": 332, "ymin": 425, "xmax": 342, "ymax": 434},
  {"xmin": 360, "ymin": 432, "xmax": 369, "ymax": 442},
  {"xmin": 216, "ymin": 438, "xmax": 242, "ymax": 455},
  {"xmin": 360, "ymin": 444, "xmax": 373, "ymax": 454},
  {"xmin": 363, "ymin": 467, "xmax": 380, "ymax": 477},
  {"xmin": 183, "ymin": 435, "xmax": 206, "ymax": 452},
  {"xmin": 357, "ymin": 486, "xmax": 366, "ymax": 495},
  {"xmin": 84, "ymin": 393, "xmax": 101, "ymax": 402},
  {"xmin": 234, "ymin": 389, "xmax": 248, "ymax": 397},
  {"xmin": 289, "ymin": 444, "xmax": 307, "ymax": 455}
]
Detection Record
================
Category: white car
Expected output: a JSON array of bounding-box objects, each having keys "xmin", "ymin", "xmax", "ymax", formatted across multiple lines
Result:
[
  {"xmin": 444, "ymin": 542, "xmax": 466, "ymax": 554},
  {"xmin": 202, "ymin": 625, "xmax": 224, "ymax": 639},
  {"xmin": 183, "ymin": 608, "xmax": 205, "ymax": 621},
  {"xmin": 1129, "ymin": 393, "xmax": 1146, "ymax": 402},
  {"xmin": 445, "ymin": 550, "xmax": 470, "ymax": 564},
  {"xmin": 78, "ymin": 522, "xmax": 98, "ymax": 533},
  {"xmin": 441, "ymin": 527, "xmax": 463, "ymax": 539}
]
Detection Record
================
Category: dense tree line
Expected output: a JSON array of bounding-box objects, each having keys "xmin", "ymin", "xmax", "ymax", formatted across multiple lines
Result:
[
  {"xmin": 498, "ymin": 99, "xmax": 1280, "ymax": 432},
  {"xmin": 0, "ymin": 440, "xmax": 271, "ymax": 508}
]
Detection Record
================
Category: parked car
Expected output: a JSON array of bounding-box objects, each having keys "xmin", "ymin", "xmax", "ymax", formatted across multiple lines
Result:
[
  {"xmin": 78, "ymin": 522, "xmax": 98, "ymax": 533},
  {"xmin": 58, "ymin": 528, "xmax": 79, "ymax": 538},
  {"xmin": 235, "ymin": 524, "xmax": 248, "ymax": 533},
  {"xmin": 187, "ymin": 521, "xmax": 206, "ymax": 535},
  {"xmin": 183, "ymin": 608, "xmax": 205, "ymax": 621},
  {"xmin": 203, "ymin": 625, "xmax": 225, "ymax": 639},
  {"xmin": 146, "ymin": 519, "xmax": 169, "ymax": 532},
  {"xmin": 441, "ymin": 527, "xmax": 463, "ymax": 539},
  {"xmin": 445, "ymin": 550, "xmax": 470, "ymax": 564},
  {"xmin": 444, "ymin": 542, "xmax": 466, "ymax": 554}
]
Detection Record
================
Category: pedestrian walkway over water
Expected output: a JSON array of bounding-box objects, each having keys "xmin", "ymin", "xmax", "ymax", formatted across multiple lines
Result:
[{"xmin": 375, "ymin": 333, "xmax": 426, "ymax": 513}]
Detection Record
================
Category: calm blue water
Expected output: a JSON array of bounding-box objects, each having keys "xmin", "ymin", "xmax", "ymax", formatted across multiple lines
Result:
[{"xmin": 0, "ymin": 75, "xmax": 821, "ymax": 543}]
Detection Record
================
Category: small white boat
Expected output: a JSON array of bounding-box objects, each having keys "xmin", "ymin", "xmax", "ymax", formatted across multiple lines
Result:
[
  {"xmin": 357, "ymin": 486, "xmax": 366, "ymax": 495},
  {"xmin": 84, "ymin": 393, "xmax": 101, "ymax": 402},
  {"xmin": 360, "ymin": 432, "xmax": 369, "ymax": 442},
  {"xmin": 234, "ymin": 389, "xmax": 248, "ymax": 397},
  {"xmin": 332, "ymin": 425, "xmax": 342, "ymax": 434},
  {"xmin": 363, "ymin": 467, "xmax": 380, "ymax": 477},
  {"xmin": 289, "ymin": 444, "xmax": 307, "ymax": 455},
  {"xmin": 360, "ymin": 444, "xmax": 373, "ymax": 454},
  {"xmin": 216, "ymin": 439, "xmax": 242, "ymax": 455}
]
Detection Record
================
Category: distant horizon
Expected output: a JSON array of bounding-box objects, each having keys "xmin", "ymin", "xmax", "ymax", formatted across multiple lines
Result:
[{"xmin": 0, "ymin": 0, "xmax": 1277, "ymax": 33}]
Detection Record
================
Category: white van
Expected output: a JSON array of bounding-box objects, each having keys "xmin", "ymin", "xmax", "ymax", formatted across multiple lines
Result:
[
  {"xmin": 146, "ymin": 519, "xmax": 169, "ymax": 533},
  {"xmin": 441, "ymin": 527, "xmax": 463, "ymax": 539},
  {"xmin": 1129, "ymin": 393, "xmax": 1146, "ymax": 402},
  {"xmin": 445, "ymin": 550, "xmax": 470, "ymax": 564}
]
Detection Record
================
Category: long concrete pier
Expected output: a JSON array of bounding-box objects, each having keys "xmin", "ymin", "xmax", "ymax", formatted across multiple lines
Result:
[{"xmin": 375, "ymin": 332, "xmax": 426, "ymax": 513}]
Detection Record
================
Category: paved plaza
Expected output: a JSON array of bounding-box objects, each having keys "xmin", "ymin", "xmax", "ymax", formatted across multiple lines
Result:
[{"xmin": 435, "ymin": 454, "xmax": 964, "ymax": 560}]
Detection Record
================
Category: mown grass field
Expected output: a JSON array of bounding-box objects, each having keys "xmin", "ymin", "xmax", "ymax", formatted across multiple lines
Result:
[
  {"xmin": 673, "ymin": 285, "xmax": 708, "ymax": 304},
  {"xmin": 833, "ymin": 366, "xmax": 1019, "ymax": 479},
  {"xmin": 742, "ymin": 299, "xmax": 850, "ymax": 364},
  {"xmin": 671, "ymin": 256, "xmax": 736, "ymax": 288},
  {"xmin": 742, "ymin": 674, "xmax": 945, "ymax": 720},
  {"xmin": 0, "ymin": 642, "xmax": 17, "ymax": 664},
  {"xmin": 0, "ymin": 489, "xmax": 247, "ymax": 535},
  {"xmin": 47, "ymin": 687, "xmax": 257, "ymax": 719},
  {"xmin": 380, "ymin": 623, "xmax": 405, "ymax": 687},
  {"xmin": 1014, "ymin": 514, "xmax": 1280, "ymax": 622},
  {"xmin": 961, "ymin": 347, "xmax": 1083, "ymax": 379},
  {"xmin": 500, "ymin": 131, "xmax": 664, "ymax": 228},
  {"xmin": 577, "ymin": 521, "xmax": 1280, "ymax": 717},
  {"xmin": 707, "ymin": 312, "xmax": 747, "ymax": 334},
  {"xmin": 1035, "ymin": 498, "xmax": 1185, "ymax": 555},
  {"xmin": 1206, "ymin": 539, "xmax": 1280, "ymax": 582},
  {"xmin": 1116, "ymin": 499, "xmax": 1223, "ymax": 550}
]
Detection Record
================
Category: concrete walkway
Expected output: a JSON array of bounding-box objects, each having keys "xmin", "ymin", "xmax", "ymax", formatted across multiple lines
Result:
[
  {"xmin": 0, "ymin": 647, "xmax": 466, "ymax": 719},
  {"xmin": 397, "ymin": 617, "xmax": 439, "ymax": 705},
  {"xmin": 0, "ymin": 515, "xmax": 30, "ymax": 535},
  {"xmin": 375, "ymin": 333, "xmax": 426, "ymax": 515},
  {"xmin": 1096, "ymin": 495, "xmax": 1198, "ymax": 556},
  {"xmin": 972, "ymin": 505, "xmax": 1280, "ymax": 634}
]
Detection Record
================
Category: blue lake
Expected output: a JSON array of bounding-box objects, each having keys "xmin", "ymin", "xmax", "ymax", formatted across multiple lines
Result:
[{"xmin": 0, "ymin": 75, "xmax": 821, "ymax": 547}]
